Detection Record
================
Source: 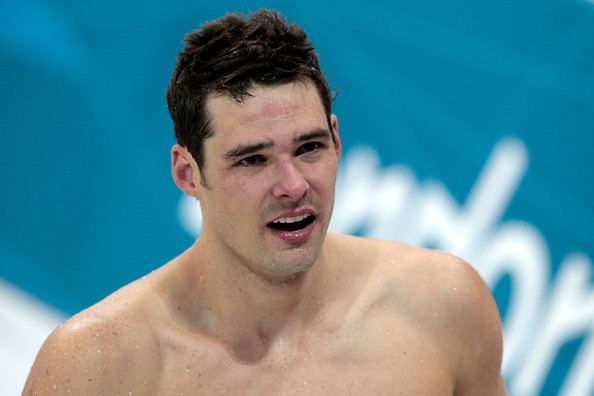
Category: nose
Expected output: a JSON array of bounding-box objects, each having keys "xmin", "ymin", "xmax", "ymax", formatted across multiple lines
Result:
[{"xmin": 271, "ymin": 158, "xmax": 309, "ymax": 201}]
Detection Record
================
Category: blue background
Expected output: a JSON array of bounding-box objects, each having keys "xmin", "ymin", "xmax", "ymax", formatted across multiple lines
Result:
[{"xmin": 1, "ymin": 1, "xmax": 593, "ymax": 395}]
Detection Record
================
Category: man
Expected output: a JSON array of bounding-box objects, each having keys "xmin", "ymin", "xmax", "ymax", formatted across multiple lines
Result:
[{"xmin": 24, "ymin": 9, "xmax": 506, "ymax": 395}]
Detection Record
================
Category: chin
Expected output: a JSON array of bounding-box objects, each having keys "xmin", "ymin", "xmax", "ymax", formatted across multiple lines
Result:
[{"xmin": 268, "ymin": 247, "xmax": 320, "ymax": 276}]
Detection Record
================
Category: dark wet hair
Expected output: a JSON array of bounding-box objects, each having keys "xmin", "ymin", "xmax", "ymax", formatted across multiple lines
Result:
[{"xmin": 166, "ymin": 9, "xmax": 333, "ymax": 175}]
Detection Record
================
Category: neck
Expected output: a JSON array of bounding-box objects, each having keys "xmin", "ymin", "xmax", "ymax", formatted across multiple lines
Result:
[{"xmin": 174, "ymin": 236, "xmax": 332, "ymax": 362}]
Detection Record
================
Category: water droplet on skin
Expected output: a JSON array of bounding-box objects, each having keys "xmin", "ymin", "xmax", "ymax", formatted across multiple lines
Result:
[{"xmin": 52, "ymin": 384, "xmax": 57, "ymax": 390}]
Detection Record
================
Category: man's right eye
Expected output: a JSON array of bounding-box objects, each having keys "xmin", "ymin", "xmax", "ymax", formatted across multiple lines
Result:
[{"xmin": 237, "ymin": 155, "xmax": 267, "ymax": 167}]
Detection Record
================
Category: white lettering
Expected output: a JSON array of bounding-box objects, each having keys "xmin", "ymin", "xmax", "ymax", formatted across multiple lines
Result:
[
  {"xmin": 480, "ymin": 221, "xmax": 549, "ymax": 376},
  {"xmin": 179, "ymin": 194, "xmax": 201, "ymax": 236},
  {"xmin": 511, "ymin": 253, "xmax": 594, "ymax": 396}
]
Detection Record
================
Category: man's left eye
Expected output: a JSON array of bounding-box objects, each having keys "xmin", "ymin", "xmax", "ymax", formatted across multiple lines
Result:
[{"xmin": 297, "ymin": 142, "xmax": 322, "ymax": 155}]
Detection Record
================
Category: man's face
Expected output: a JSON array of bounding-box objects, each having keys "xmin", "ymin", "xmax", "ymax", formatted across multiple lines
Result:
[{"xmin": 195, "ymin": 80, "xmax": 340, "ymax": 281}]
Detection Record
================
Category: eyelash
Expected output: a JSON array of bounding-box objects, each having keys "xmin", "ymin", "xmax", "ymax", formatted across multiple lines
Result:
[
  {"xmin": 296, "ymin": 141, "xmax": 324, "ymax": 155},
  {"xmin": 237, "ymin": 155, "xmax": 267, "ymax": 167},
  {"xmin": 235, "ymin": 141, "xmax": 325, "ymax": 167}
]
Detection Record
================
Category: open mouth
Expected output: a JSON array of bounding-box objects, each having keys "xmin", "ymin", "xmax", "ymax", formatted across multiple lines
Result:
[{"xmin": 267, "ymin": 214, "xmax": 316, "ymax": 232}]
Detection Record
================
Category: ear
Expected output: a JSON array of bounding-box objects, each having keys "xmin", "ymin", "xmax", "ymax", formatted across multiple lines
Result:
[
  {"xmin": 171, "ymin": 144, "xmax": 203, "ymax": 199},
  {"xmin": 330, "ymin": 114, "xmax": 342, "ymax": 158}
]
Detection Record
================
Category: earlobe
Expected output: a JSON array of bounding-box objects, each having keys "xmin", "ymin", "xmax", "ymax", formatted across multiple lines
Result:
[
  {"xmin": 330, "ymin": 114, "xmax": 341, "ymax": 158},
  {"xmin": 171, "ymin": 144, "xmax": 202, "ymax": 198}
]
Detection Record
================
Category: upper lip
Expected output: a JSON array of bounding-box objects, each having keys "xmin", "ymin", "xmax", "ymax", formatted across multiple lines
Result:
[{"xmin": 267, "ymin": 208, "xmax": 317, "ymax": 224}]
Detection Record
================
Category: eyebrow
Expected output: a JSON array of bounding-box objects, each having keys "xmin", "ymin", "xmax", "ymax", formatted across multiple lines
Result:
[
  {"xmin": 224, "ymin": 128, "xmax": 331, "ymax": 159},
  {"xmin": 224, "ymin": 141, "xmax": 274, "ymax": 159},
  {"xmin": 293, "ymin": 128, "xmax": 332, "ymax": 143}
]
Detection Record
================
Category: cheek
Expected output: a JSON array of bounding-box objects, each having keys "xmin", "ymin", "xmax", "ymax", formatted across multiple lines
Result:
[
  {"xmin": 309, "ymin": 160, "xmax": 338, "ymax": 189},
  {"xmin": 218, "ymin": 175, "xmax": 269, "ymax": 209}
]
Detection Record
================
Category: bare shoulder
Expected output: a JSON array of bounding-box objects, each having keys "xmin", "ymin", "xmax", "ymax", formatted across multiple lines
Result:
[
  {"xmin": 333, "ymin": 234, "xmax": 497, "ymax": 316},
  {"xmin": 330, "ymin": 233, "xmax": 494, "ymax": 315},
  {"xmin": 331, "ymin": 233, "xmax": 483, "ymax": 283},
  {"xmin": 23, "ymin": 274, "xmax": 165, "ymax": 395},
  {"xmin": 330, "ymin": 233, "xmax": 507, "ymax": 395}
]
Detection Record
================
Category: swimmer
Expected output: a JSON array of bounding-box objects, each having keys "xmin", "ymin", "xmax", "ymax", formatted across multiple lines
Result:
[{"xmin": 23, "ymin": 9, "xmax": 507, "ymax": 395}]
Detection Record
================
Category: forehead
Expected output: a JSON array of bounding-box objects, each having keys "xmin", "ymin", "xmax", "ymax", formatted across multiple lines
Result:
[{"xmin": 205, "ymin": 80, "xmax": 327, "ymax": 143}]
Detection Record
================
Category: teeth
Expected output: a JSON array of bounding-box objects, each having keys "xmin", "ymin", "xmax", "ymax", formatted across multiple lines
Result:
[{"xmin": 273, "ymin": 214, "xmax": 311, "ymax": 224}]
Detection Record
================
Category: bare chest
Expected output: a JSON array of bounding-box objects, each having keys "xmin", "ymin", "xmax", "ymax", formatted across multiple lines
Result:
[{"xmin": 154, "ymin": 326, "xmax": 455, "ymax": 396}]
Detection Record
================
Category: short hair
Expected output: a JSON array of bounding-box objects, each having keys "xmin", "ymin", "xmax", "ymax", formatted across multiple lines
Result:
[{"xmin": 166, "ymin": 9, "xmax": 333, "ymax": 174}]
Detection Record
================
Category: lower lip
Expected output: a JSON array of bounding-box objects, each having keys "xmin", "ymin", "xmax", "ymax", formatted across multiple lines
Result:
[{"xmin": 268, "ymin": 219, "xmax": 316, "ymax": 244}]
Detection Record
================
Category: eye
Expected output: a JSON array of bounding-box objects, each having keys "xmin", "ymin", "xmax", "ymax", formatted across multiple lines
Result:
[
  {"xmin": 237, "ymin": 155, "xmax": 267, "ymax": 167},
  {"xmin": 296, "ymin": 141, "xmax": 324, "ymax": 156}
]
